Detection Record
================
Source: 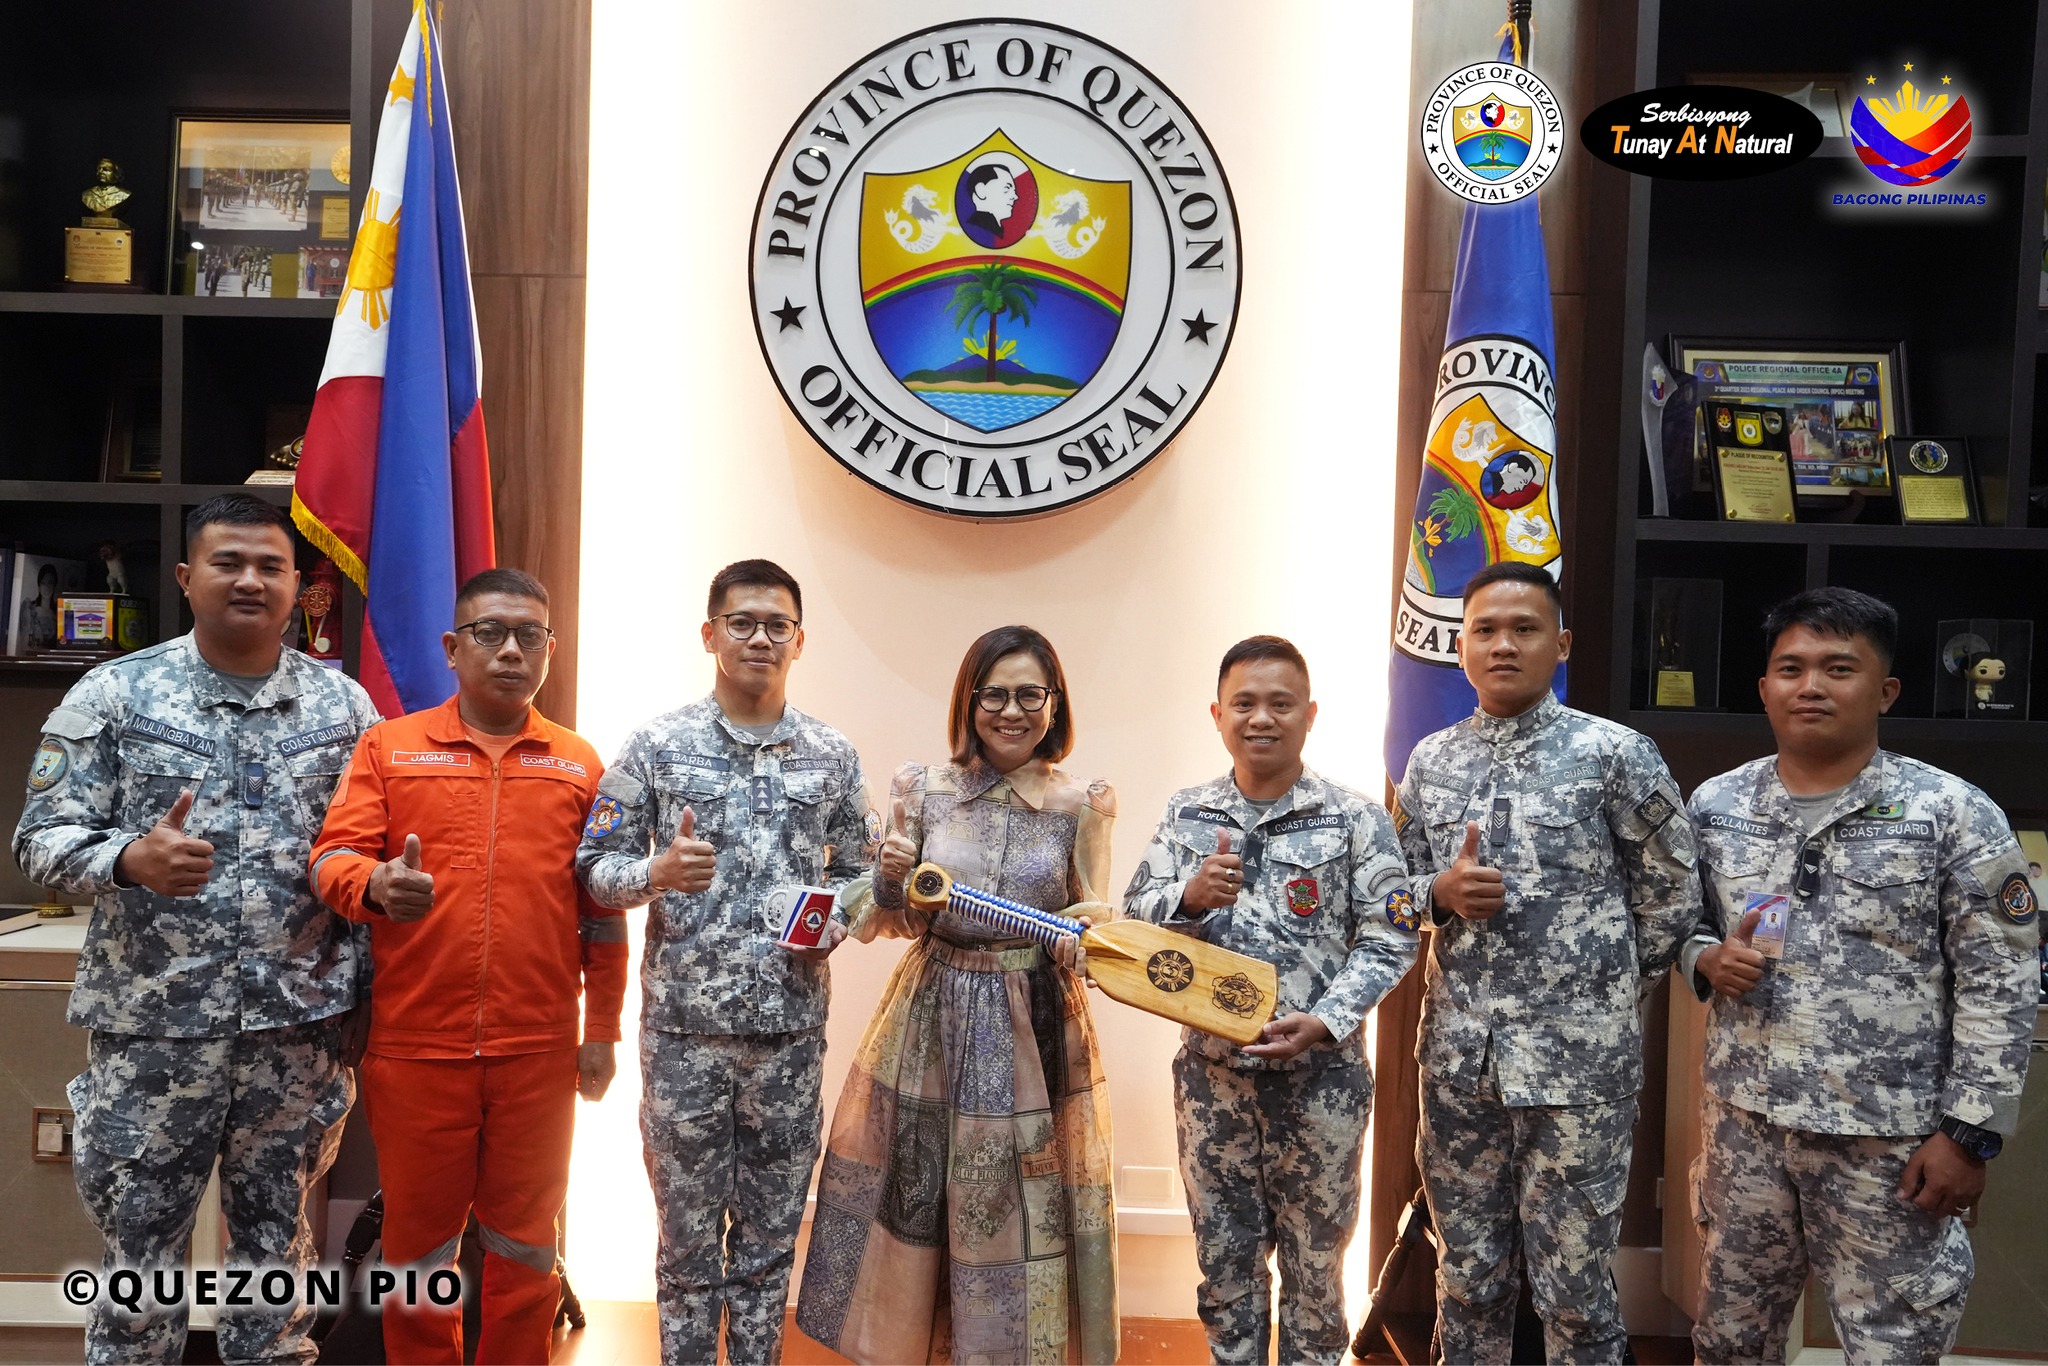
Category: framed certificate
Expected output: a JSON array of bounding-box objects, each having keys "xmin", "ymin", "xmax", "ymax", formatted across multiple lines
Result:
[
  {"xmin": 167, "ymin": 114, "xmax": 351, "ymax": 298},
  {"xmin": 1710, "ymin": 404, "xmax": 1796, "ymax": 522},
  {"xmin": 1673, "ymin": 338, "xmax": 1908, "ymax": 501}
]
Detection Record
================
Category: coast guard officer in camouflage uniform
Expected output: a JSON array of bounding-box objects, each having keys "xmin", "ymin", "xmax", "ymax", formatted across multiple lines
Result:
[
  {"xmin": 1394, "ymin": 561, "xmax": 1699, "ymax": 1365},
  {"xmin": 1124, "ymin": 636, "xmax": 1417, "ymax": 1366},
  {"xmin": 576, "ymin": 559, "xmax": 875, "ymax": 1365},
  {"xmin": 13, "ymin": 495, "xmax": 379, "ymax": 1365},
  {"xmin": 1682, "ymin": 589, "xmax": 2039, "ymax": 1364}
]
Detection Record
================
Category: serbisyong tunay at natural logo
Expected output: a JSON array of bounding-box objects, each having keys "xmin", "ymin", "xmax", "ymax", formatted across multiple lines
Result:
[{"xmin": 749, "ymin": 20, "xmax": 1240, "ymax": 518}]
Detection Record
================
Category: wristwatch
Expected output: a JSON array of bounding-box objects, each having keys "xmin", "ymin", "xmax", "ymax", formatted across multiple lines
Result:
[{"xmin": 1936, "ymin": 1114, "xmax": 2003, "ymax": 1161}]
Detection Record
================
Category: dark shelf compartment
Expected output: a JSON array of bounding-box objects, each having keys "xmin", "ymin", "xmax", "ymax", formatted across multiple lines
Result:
[
  {"xmin": 182, "ymin": 316, "xmax": 326, "ymax": 485},
  {"xmin": 0, "ymin": 311, "xmax": 161, "ymax": 484}
]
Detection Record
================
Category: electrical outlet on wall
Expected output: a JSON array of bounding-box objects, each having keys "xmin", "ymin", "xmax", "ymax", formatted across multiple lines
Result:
[
  {"xmin": 1118, "ymin": 1165, "xmax": 1177, "ymax": 1206},
  {"xmin": 32, "ymin": 1107, "xmax": 74, "ymax": 1161}
]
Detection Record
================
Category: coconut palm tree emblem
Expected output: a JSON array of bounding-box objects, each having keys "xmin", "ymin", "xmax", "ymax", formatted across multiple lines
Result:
[
  {"xmin": 1477, "ymin": 130, "xmax": 1508, "ymax": 169},
  {"xmin": 948, "ymin": 262, "xmax": 1038, "ymax": 383}
]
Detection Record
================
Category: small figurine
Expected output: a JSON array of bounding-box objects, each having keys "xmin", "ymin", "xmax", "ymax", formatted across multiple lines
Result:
[
  {"xmin": 98, "ymin": 542, "xmax": 128, "ymax": 596},
  {"xmin": 1967, "ymin": 653, "xmax": 2006, "ymax": 710}
]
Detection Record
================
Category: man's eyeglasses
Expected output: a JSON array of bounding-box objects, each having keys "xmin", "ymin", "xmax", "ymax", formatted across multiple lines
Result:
[
  {"xmin": 712, "ymin": 612, "xmax": 800, "ymax": 644},
  {"xmin": 457, "ymin": 619, "xmax": 554, "ymax": 652},
  {"xmin": 974, "ymin": 686, "xmax": 1058, "ymax": 713}
]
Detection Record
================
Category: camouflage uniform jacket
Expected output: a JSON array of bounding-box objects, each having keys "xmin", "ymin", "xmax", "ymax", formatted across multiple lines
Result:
[
  {"xmin": 12, "ymin": 634, "xmax": 380, "ymax": 1037},
  {"xmin": 1394, "ymin": 693, "xmax": 1700, "ymax": 1104},
  {"xmin": 1123, "ymin": 767, "xmax": 1418, "ymax": 1071},
  {"xmin": 575, "ymin": 696, "xmax": 875, "ymax": 1035},
  {"xmin": 1679, "ymin": 750, "xmax": 2038, "ymax": 1136}
]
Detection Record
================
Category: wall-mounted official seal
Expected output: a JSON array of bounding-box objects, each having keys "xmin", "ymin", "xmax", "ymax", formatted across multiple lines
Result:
[{"xmin": 749, "ymin": 19, "xmax": 1241, "ymax": 517}]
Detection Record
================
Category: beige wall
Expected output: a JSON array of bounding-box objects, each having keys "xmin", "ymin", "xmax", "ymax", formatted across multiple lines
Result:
[{"xmin": 569, "ymin": 0, "xmax": 1413, "ymax": 1310}]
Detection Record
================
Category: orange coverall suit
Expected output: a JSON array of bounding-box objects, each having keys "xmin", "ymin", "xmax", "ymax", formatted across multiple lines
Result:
[{"xmin": 312, "ymin": 698, "xmax": 626, "ymax": 1365}]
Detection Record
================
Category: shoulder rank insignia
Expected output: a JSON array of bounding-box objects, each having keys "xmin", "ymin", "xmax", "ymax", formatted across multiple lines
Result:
[
  {"xmin": 1860, "ymin": 800, "xmax": 1904, "ymax": 820},
  {"xmin": 1286, "ymin": 877, "xmax": 1320, "ymax": 916},
  {"xmin": 584, "ymin": 795, "xmax": 625, "ymax": 839},
  {"xmin": 1384, "ymin": 887, "xmax": 1420, "ymax": 931},
  {"xmin": 1999, "ymin": 871, "xmax": 2038, "ymax": 926}
]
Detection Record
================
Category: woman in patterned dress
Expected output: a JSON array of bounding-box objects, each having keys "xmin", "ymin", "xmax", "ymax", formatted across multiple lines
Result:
[{"xmin": 795, "ymin": 626, "xmax": 1119, "ymax": 1364}]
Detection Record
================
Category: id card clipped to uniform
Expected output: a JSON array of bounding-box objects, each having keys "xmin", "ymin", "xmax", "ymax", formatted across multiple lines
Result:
[{"xmin": 1744, "ymin": 892, "xmax": 1790, "ymax": 959}]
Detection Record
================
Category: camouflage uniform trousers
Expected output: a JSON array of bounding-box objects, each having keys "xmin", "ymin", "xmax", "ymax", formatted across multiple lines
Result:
[
  {"xmin": 641, "ymin": 1024, "xmax": 825, "ymax": 1366},
  {"xmin": 68, "ymin": 1018, "xmax": 353, "ymax": 1366},
  {"xmin": 1417, "ymin": 1068, "xmax": 1636, "ymax": 1365},
  {"xmin": 1693, "ymin": 1095, "xmax": 1974, "ymax": 1365},
  {"xmin": 1173, "ymin": 1046, "xmax": 1370, "ymax": 1366}
]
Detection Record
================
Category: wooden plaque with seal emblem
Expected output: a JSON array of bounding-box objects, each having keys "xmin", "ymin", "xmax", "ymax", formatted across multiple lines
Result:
[{"xmin": 906, "ymin": 862, "xmax": 1278, "ymax": 1044}]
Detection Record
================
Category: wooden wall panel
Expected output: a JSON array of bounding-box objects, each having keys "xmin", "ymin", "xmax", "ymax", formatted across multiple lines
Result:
[
  {"xmin": 472, "ymin": 274, "xmax": 587, "ymax": 721},
  {"xmin": 433, "ymin": 0, "xmax": 592, "ymax": 724}
]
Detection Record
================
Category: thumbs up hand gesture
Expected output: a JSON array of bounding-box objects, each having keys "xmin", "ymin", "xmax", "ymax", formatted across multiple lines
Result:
[
  {"xmin": 1183, "ymin": 827, "xmax": 1245, "ymax": 912},
  {"xmin": 370, "ymin": 833, "xmax": 437, "ymax": 922},
  {"xmin": 649, "ymin": 806, "xmax": 717, "ymax": 895},
  {"xmin": 117, "ymin": 789, "xmax": 216, "ymax": 897},
  {"xmin": 1435, "ymin": 821, "xmax": 1507, "ymax": 921},
  {"xmin": 877, "ymin": 797, "xmax": 918, "ymax": 884},
  {"xmin": 1698, "ymin": 906, "xmax": 1766, "ymax": 998}
]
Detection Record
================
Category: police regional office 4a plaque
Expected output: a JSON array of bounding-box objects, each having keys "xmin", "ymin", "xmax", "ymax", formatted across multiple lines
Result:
[{"xmin": 749, "ymin": 20, "xmax": 1241, "ymax": 517}]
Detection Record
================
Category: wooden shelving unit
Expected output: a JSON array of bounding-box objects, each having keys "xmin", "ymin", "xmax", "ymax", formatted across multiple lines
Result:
[
  {"xmin": 1606, "ymin": 0, "xmax": 2048, "ymax": 817},
  {"xmin": 0, "ymin": 0, "xmax": 397, "ymax": 902}
]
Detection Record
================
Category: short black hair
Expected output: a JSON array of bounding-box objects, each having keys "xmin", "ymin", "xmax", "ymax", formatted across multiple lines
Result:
[
  {"xmin": 455, "ymin": 567, "xmax": 548, "ymax": 620},
  {"xmin": 707, "ymin": 559, "xmax": 802, "ymax": 620},
  {"xmin": 948, "ymin": 625, "xmax": 1074, "ymax": 766},
  {"xmin": 1761, "ymin": 587, "xmax": 1898, "ymax": 670},
  {"xmin": 185, "ymin": 494, "xmax": 291, "ymax": 551},
  {"xmin": 1217, "ymin": 635, "xmax": 1310, "ymax": 694},
  {"xmin": 1463, "ymin": 561, "xmax": 1563, "ymax": 621}
]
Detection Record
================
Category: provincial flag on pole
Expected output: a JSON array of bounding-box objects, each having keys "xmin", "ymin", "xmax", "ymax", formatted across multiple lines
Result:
[
  {"xmin": 294, "ymin": 1, "xmax": 492, "ymax": 719},
  {"xmin": 1385, "ymin": 34, "xmax": 1562, "ymax": 783}
]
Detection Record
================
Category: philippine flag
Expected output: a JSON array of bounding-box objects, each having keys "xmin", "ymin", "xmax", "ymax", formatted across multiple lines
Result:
[{"xmin": 294, "ymin": 1, "xmax": 493, "ymax": 718}]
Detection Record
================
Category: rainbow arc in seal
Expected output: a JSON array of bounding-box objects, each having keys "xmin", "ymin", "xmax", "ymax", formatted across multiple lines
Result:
[
  {"xmin": 1850, "ymin": 79, "xmax": 1972, "ymax": 187},
  {"xmin": 859, "ymin": 131, "xmax": 1130, "ymax": 434}
]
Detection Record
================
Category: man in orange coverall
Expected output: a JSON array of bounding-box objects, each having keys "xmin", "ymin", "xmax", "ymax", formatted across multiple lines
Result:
[{"xmin": 310, "ymin": 568, "xmax": 626, "ymax": 1364}]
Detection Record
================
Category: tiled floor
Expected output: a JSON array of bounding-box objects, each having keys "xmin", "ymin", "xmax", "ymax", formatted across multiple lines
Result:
[{"xmin": 552, "ymin": 1304, "xmax": 1211, "ymax": 1365}]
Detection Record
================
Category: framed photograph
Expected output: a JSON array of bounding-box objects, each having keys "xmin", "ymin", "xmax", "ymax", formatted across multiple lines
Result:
[
  {"xmin": 1687, "ymin": 73, "xmax": 1856, "ymax": 137},
  {"xmin": 100, "ymin": 377, "xmax": 163, "ymax": 482},
  {"xmin": 1672, "ymin": 338, "xmax": 1909, "ymax": 501},
  {"xmin": 167, "ymin": 114, "xmax": 351, "ymax": 298}
]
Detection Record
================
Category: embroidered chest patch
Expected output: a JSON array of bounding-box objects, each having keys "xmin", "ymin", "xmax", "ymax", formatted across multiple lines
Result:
[{"xmin": 1286, "ymin": 877, "xmax": 1320, "ymax": 916}]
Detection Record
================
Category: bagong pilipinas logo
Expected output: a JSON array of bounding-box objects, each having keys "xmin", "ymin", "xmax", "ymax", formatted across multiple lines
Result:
[
  {"xmin": 750, "ymin": 20, "xmax": 1240, "ymax": 517},
  {"xmin": 1851, "ymin": 70, "xmax": 1971, "ymax": 186}
]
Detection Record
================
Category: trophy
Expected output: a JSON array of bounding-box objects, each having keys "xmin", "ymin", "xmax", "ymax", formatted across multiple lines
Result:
[
  {"xmin": 64, "ymin": 159, "xmax": 137, "ymax": 288},
  {"xmin": 1635, "ymin": 578, "xmax": 1723, "ymax": 709},
  {"xmin": 245, "ymin": 436, "xmax": 303, "ymax": 487}
]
